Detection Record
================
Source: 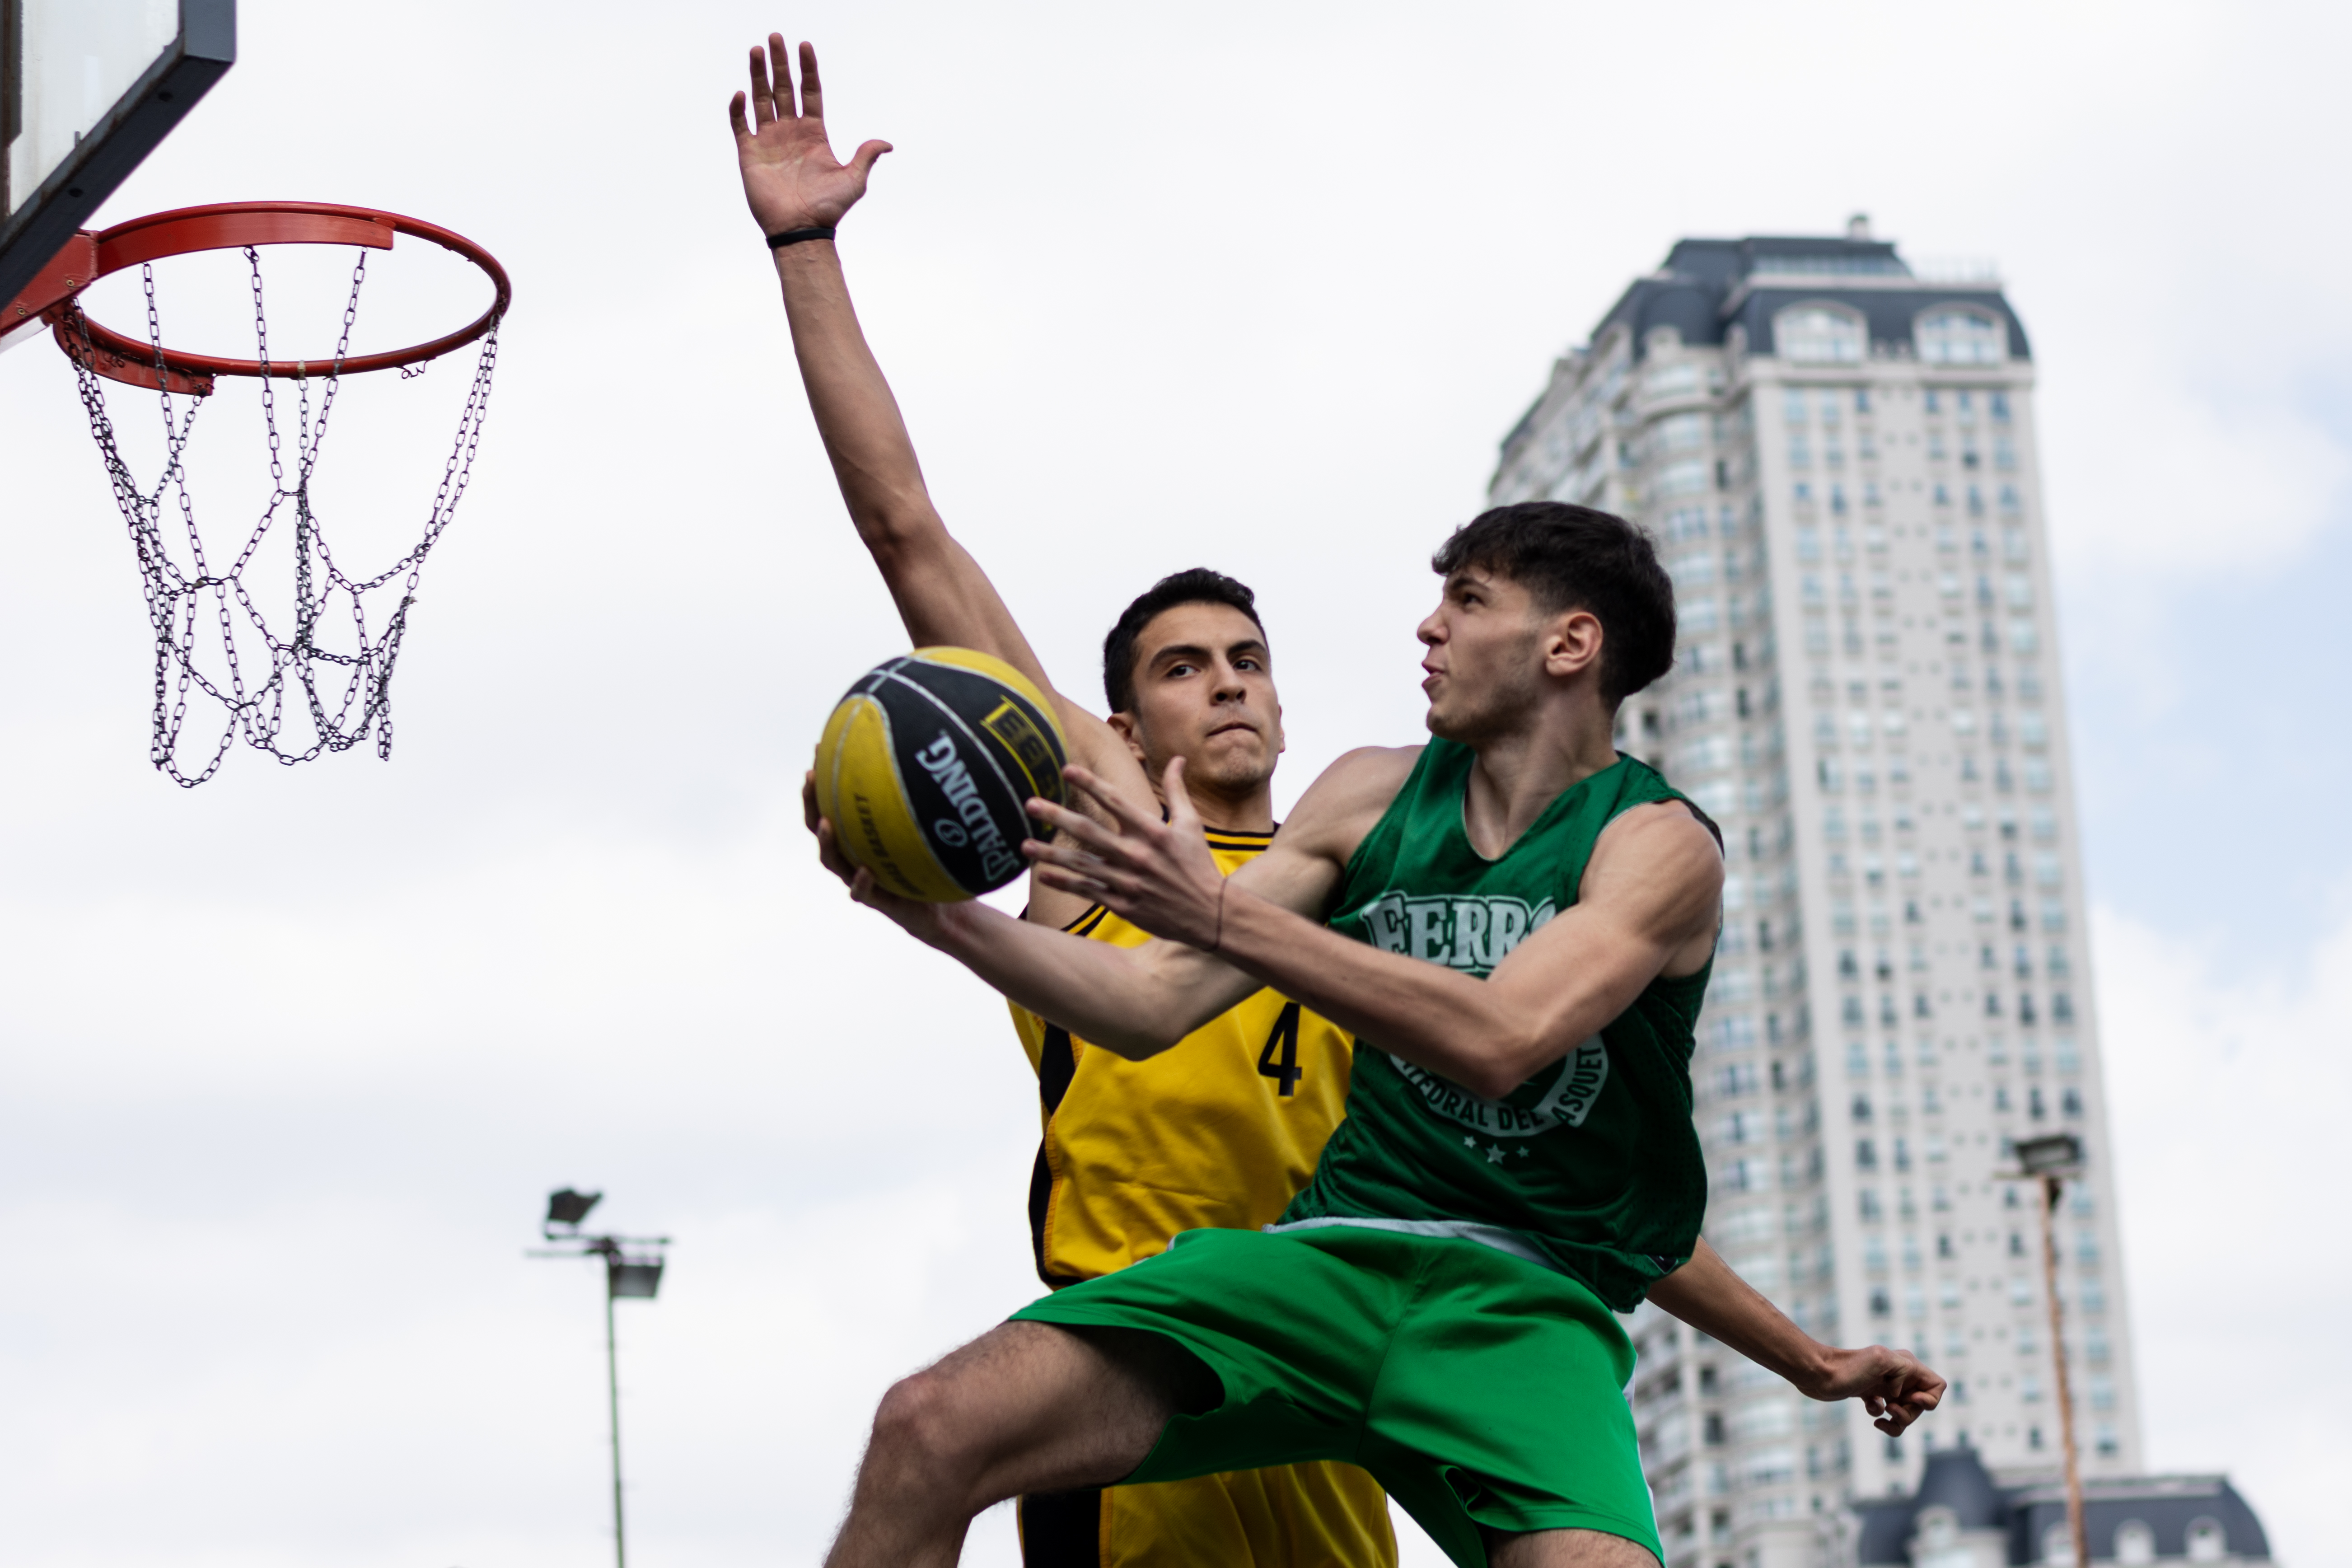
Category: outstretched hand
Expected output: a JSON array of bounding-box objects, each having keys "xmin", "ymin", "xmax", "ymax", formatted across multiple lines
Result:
[
  {"xmin": 1025, "ymin": 759, "xmax": 1230, "ymax": 950},
  {"xmin": 729, "ymin": 35, "xmax": 891, "ymax": 237},
  {"xmin": 1800, "ymin": 1343, "xmax": 1945, "ymax": 1436}
]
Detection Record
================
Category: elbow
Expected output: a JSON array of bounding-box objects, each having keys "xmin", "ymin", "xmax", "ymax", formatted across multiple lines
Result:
[
  {"xmin": 1094, "ymin": 1022, "xmax": 1183, "ymax": 1062},
  {"xmin": 1459, "ymin": 1054, "xmax": 1535, "ymax": 1102},
  {"xmin": 1460, "ymin": 1067, "xmax": 1524, "ymax": 1101},
  {"xmin": 1457, "ymin": 1025, "xmax": 1557, "ymax": 1100},
  {"xmin": 1033, "ymin": 1009, "xmax": 1179, "ymax": 1063},
  {"xmin": 854, "ymin": 508, "xmax": 935, "ymax": 561}
]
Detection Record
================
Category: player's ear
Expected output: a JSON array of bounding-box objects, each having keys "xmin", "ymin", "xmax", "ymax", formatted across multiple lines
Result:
[
  {"xmin": 1544, "ymin": 609, "xmax": 1604, "ymax": 682},
  {"xmin": 1106, "ymin": 711, "xmax": 1149, "ymax": 768}
]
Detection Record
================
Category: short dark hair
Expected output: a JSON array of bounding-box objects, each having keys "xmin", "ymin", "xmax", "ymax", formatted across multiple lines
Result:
[
  {"xmin": 1102, "ymin": 567, "xmax": 1267, "ymax": 714},
  {"xmin": 1430, "ymin": 501, "xmax": 1675, "ymax": 702}
]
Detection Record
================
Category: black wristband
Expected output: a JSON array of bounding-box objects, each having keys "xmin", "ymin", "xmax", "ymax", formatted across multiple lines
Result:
[{"xmin": 767, "ymin": 225, "xmax": 837, "ymax": 249}]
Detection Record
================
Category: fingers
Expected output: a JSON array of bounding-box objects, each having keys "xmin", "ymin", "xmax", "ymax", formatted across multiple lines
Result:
[
  {"xmin": 767, "ymin": 33, "xmax": 798, "ymax": 117},
  {"xmin": 798, "ymin": 40, "xmax": 824, "ymax": 121},
  {"xmin": 1027, "ymin": 791, "xmax": 1125, "ymax": 854},
  {"xmin": 747, "ymin": 42, "xmax": 778, "ymax": 126},
  {"xmin": 803, "ymin": 769, "xmax": 821, "ymax": 834},
  {"xmin": 1061, "ymin": 765, "xmax": 1156, "ymax": 834},
  {"xmin": 848, "ymin": 139, "xmax": 893, "ymax": 181},
  {"xmin": 1024, "ymin": 834, "xmax": 1122, "ymax": 892},
  {"xmin": 1161, "ymin": 756, "xmax": 1199, "ymax": 830},
  {"xmin": 729, "ymin": 90, "xmax": 751, "ymax": 140},
  {"xmin": 1032, "ymin": 862, "xmax": 1108, "ymax": 900}
]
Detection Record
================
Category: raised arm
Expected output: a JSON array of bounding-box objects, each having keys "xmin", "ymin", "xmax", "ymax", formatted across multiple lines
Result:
[{"xmin": 731, "ymin": 38, "xmax": 1150, "ymax": 880}]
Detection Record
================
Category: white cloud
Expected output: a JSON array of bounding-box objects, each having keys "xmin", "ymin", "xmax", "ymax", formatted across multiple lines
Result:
[{"xmin": 2096, "ymin": 901, "xmax": 2352, "ymax": 1566}]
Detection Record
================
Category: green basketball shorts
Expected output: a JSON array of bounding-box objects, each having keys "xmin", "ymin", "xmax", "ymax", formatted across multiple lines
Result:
[{"xmin": 1009, "ymin": 1224, "xmax": 1660, "ymax": 1568}]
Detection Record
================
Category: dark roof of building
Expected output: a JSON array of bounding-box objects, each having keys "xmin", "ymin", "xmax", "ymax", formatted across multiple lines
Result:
[
  {"xmin": 1584, "ymin": 234, "xmax": 2031, "ymax": 365},
  {"xmin": 1918, "ymin": 1446, "xmax": 2010, "ymax": 1528},
  {"xmin": 1853, "ymin": 1445, "xmax": 2273, "ymax": 1565}
]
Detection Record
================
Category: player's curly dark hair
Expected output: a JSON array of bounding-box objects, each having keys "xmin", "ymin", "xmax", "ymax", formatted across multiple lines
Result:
[
  {"xmin": 1102, "ymin": 567, "xmax": 1267, "ymax": 715},
  {"xmin": 1431, "ymin": 501, "xmax": 1675, "ymax": 702}
]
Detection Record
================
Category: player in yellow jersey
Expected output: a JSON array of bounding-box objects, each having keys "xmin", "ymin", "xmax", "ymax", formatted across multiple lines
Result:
[{"xmin": 731, "ymin": 36, "xmax": 1395, "ymax": 1568}]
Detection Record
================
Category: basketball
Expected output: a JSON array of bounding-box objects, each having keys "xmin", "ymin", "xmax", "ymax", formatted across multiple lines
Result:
[{"xmin": 814, "ymin": 648, "xmax": 1070, "ymax": 902}]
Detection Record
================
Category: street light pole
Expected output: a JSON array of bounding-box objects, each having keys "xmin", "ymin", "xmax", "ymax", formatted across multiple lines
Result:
[
  {"xmin": 2037, "ymin": 1170, "xmax": 2088, "ymax": 1568},
  {"xmin": 529, "ymin": 1189, "xmax": 668, "ymax": 1568},
  {"xmin": 2013, "ymin": 1134, "xmax": 2089, "ymax": 1568},
  {"xmin": 605, "ymin": 1269, "xmax": 627, "ymax": 1568}
]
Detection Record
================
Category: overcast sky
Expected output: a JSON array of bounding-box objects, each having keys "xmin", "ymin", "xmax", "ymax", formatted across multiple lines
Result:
[{"xmin": 3, "ymin": 3, "xmax": 2347, "ymax": 1566}]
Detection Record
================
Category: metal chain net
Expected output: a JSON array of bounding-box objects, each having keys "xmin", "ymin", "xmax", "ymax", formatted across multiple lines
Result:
[{"xmin": 63, "ymin": 247, "xmax": 500, "ymax": 786}]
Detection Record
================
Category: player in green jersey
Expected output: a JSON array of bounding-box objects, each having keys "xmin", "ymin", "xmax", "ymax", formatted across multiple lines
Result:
[{"xmin": 809, "ymin": 503, "xmax": 1945, "ymax": 1568}]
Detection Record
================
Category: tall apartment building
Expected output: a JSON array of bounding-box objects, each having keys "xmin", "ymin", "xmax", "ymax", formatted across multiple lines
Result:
[{"xmin": 1487, "ymin": 225, "xmax": 2142, "ymax": 1568}]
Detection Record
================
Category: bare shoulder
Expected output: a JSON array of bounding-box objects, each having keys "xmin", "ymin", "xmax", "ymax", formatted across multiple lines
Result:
[
  {"xmin": 1274, "ymin": 745, "xmax": 1422, "ymax": 861},
  {"xmin": 1219, "ymin": 745, "xmax": 1418, "ymax": 918},
  {"xmin": 1582, "ymin": 800, "xmax": 1726, "ymax": 970},
  {"xmin": 1588, "ymin": 800, "xmax": 1725, "ymax": 889}
]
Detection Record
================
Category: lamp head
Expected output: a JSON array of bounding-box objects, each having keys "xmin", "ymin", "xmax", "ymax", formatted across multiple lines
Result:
[
  {"xmin": 546, "ymin": 1188, "xmax": 603, "ymax": 1230},
  {"xmin": 2013, "ymin": 1133, "xmax": 2084, "ymax": 1179},
  {"xmin": 608, "ymin": 1258, "xmax": 664, "ymax": 1300}
]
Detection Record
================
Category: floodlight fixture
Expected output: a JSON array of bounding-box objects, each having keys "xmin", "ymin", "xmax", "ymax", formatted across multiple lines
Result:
[
  {"xmin": 2013, "ymin": 1133, "xmax": 2084, "ymax": 1180},
  {"xmin": 609, "ymin": 1259, "xmax": 664, "ymax": 1300},
  {"xmin": 547, "ymin": 1187, "xmax": 603, "ymax": 1231}
]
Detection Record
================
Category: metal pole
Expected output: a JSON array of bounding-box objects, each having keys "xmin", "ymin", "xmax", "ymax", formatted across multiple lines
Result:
[
  {"xmin": 2040, "ymin": 1173, "xmax": 2088, "ymax": 1568},
  {"xmin": 607, "ymin": 1274, "xmax": 627, "ymax": 1568}
]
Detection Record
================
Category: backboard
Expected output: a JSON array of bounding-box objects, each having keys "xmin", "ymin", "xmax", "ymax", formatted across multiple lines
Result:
[{"xmin": 0, "ymin": 0, "xmax": 234, "ymax": 322}]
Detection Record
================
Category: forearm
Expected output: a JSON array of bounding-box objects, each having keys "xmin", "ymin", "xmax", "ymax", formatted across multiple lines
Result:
[
  {"xmin": 1646, "ymin": 1240, "xmax": 1833, "ymax": 1390},
  {"xmin": 1211, "ymin": 889, "xmax": 1614, "ymax": 1100},
  {"xmin": 770, "ymin": 242, "xmax": 1046, "ymax": 674},
  {"xmin": 922, "ymin": 899, "xmax": 1255, "ymax": 1058},
  {"xmin": 772, "ymin": 242, "xmax": 934, "ymax": 540}
]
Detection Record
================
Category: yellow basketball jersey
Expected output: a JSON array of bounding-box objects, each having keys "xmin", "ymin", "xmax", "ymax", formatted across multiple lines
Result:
[{"xmin": 1010, "ymin": 829, "xmax": 1356, "ymax": 1285}]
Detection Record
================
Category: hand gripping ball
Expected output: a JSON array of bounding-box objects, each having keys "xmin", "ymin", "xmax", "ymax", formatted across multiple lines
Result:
[{"xmin": 815, "ymin": 648, "xmax": 1070, "ymax": 901}]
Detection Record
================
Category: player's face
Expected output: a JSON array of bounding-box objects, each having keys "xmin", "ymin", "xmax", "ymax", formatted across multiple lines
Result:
[
  {"xmin": 1118, "ymin": 602, "xmax": 1285, "ymax": 795},
  {"xmin": 1417, "ymin": 568, "xmax": 1557, "ymax": 743}
]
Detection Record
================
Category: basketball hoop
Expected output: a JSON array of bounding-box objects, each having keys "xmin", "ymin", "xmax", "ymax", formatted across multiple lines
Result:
[{"xmin": 38, "ymin": 201, "xmax": 510, "ymax": 786}]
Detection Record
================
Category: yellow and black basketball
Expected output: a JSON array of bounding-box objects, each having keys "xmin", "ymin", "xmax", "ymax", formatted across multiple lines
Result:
[{"xmin": 814, "ymin": 648, "xmax": 1070, "ymax": 902}]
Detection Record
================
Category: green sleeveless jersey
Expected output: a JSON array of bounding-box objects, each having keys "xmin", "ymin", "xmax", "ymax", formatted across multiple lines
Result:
[{"xmin": 1274, "ymin": 740, "xmax": 1717, "ymax": 1311}]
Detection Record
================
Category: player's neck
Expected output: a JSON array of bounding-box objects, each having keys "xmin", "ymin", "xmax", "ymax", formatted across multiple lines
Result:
[
  {"xmin": 1459, "ymin": 703, "xmax": 1621, "ymax": 859},
  {"xmin": 1157, "ymin": 778, "xmax": 1278, "ymax": 836}
]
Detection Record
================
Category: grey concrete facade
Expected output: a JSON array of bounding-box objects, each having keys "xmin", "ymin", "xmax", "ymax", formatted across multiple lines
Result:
[{"xmin": 1486, "ymin": 227, "xmax": 2142, "ymax": 1568}]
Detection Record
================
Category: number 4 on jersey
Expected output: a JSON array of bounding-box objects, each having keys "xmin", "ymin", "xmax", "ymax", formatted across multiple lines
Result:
[{"xmin": 1257, "ymin": 1001, "xmax": 1303, "ymax": 1097}]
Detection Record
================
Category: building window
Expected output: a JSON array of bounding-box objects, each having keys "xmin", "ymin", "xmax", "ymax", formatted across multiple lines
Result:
[
  {"xmin": 2114, "ymin": 1521, "xmax": 2154, "ymax": 1564},
  {"xmin": 1778, "ymin": 305, "xmax": 1867, "ymax": 364},
  {"xmin": 2185, "ymin": 1520, "xmax": 2228, "ymax": 1562},
  {"xmin": 1916, "ymin": 309, "xmax": 2007, "ymax": 365}
]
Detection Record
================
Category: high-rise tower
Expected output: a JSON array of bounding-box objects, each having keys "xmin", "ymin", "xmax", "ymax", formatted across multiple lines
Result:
[{"xmin": 1487, "ymin": 226, "xmax": 2141, "ymax": 1568}]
